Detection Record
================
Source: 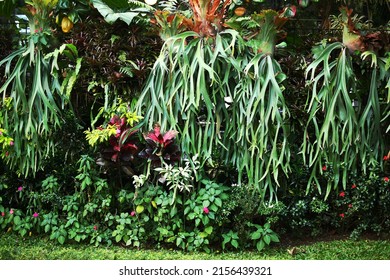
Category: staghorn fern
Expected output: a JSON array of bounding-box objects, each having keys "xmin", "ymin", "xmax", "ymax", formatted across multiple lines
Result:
[
  {"xmin": 303, "ymin": 41, "xmax": 389, "ymax": 198},
  {"xmin": 136, "ymin": 4, "xmax": 294, "ymax": 203},
  {"xmin": 0, "ymin": 1, "xmax": 68, "ymax": 176},
  {"xmin": 303, "ymin": 42, "xmax": 359, "ymax": 197}
]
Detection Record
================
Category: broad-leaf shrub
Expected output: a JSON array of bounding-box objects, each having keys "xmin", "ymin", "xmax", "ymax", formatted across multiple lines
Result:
[
  {"xmin": 1, "ymin": 138, "xmax": 389, "ymax": 250},
  {"xmin": 249, "ymin": 222, "xmax": 280, "ymax": 251}
]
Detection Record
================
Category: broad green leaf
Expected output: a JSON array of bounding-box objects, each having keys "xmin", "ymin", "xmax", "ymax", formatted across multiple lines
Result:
[
  {"xmin": 263, "ymin": 234, "xmax": 271, "ymax": 245},
  {"xmin": 251, "ymin": 231, "xmax": 261, "ymax": 240},
  {"xmin": 204, "ymin": 226, "xmax": 213, "ymax": 235},
  {"xmin": 92, "ymin": 0, "xmax": 150, "ymax": 25},
  {"xmin": 58, "ymin": 236, "xmax": 65, "ymax": 245},
  {"xmin": 231, "ymin": 239, "xmax": 239, "ymax": 249},
  {"xmin": 214, "ymin": 197, "xmax": 222, "ymax": 207},
  {"xmin": 256, "ymin": 240, "xmax": 266, "ymax": 251},
  {"xmin": 270, "ymin": 234, "xmax": 280, "ymax": 243},
  {"xmin": 13, "ymin": 216, "xmax": 21, "ymax": 225}
]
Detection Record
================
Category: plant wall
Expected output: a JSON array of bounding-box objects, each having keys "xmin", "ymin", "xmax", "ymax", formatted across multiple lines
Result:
[{"xmin": 0, "ymin": 0, "xmax": 389, "ymax": 250}]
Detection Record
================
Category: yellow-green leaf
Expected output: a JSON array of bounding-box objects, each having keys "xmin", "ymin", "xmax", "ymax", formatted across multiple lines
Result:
[{"xmin": 136, "ymin": 205, "xmax": 144, "ymax": 214}]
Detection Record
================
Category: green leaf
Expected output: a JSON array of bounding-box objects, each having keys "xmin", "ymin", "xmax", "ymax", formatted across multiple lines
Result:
[
  {"xmin": 251, "ymin": 231, "xmax": 261, "ymax": 240},
  {"xmin": 263, "ymin": 234, "xmax": 271, "ymax": 245},
  {"xmin": 155, "ymin": 197, "xmax": 163, "ymax": 205},
  {"xmin": 204, "ymin": 226, "xmax": 213, "ymax": 235},
  {"xmin": 231, "ymin": 239, "xmax": 239, "ymax": 249},
  {"xmin": 13, "ymin": 216, "xmax": 21, "ymax": 226},
  {"xmin": 136, "ymin": 205, "xmax": 144, "ymax": 214},
  {"xmin": 58, "ymin": 236, "xmax": 65, "ymax": 245},
  {"xmin": 209, "ymin": 204, "xmax": 218, "ymax": 212},
  {"xmin": 202, "ymin": 215, "xmax": 210, "ymax": 226},
  {"xmin": 223, "ymin": 235, "xmax": 231, "ymax": 244},
  {"xmin": 187, "ymin": 213, "xmax": 195, "ymax": 220},
  {"xmin": 256, "ymin": 240, "xmax": 266, "ymax": 251},
  {"xmin": 270, "ymin": 234, "xmax": 280, "ymax": 243},
  {"xmin": 92, "ymin": 0, "xmax": 150, "ymax": 25}
]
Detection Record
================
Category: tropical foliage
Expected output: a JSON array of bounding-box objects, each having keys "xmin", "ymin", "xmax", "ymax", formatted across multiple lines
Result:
[
  {"xmin": 0, "ymin": 0, "xmax": 389, "ymax": 252},
  {"xmin": 302, "ymin": 7, "xmax": 389, "ymax": 197},
  {"xmin": 0, "ymin": 0, "xmax": 69, "ymax": 176},
  {"xmin": 136, "ymin": 2, "xmax": 297, "ymax": 202}
]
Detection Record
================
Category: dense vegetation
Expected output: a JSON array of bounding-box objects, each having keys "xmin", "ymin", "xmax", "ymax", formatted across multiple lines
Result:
[{"xmin": 0, "ymin": 0, "xmax": 389, "ymax": 253}]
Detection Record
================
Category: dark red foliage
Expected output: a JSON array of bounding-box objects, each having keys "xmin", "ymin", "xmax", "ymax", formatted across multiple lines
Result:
[
  {"xmin": 98, "ymin": 116, "xmax": 139, "ymax": 175},
  {"xmin": 138, "ymin": 124, "xmax": 181, "ymax": 166}
]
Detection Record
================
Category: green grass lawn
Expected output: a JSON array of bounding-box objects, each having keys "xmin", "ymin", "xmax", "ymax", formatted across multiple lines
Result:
[{"xmin": 1, "ymin": 232, "xmax": 390, "ymax": 260}]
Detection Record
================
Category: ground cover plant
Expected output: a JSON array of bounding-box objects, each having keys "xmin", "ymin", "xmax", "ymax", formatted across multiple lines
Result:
[
  {"xmin": 1, "ymin": 231, "xmax": 390, "ymax": 260},
  {"xmin": 0, "ymin": 0, "xmax": 389, "ymax": 255}
]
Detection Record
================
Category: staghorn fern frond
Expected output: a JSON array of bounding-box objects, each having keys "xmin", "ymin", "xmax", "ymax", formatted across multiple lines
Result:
[
  {"xmin": 0, "ymin": 4, "xmax": 69, "ymax": 176},
  {"xmin": 226, "ymin": 6, "xmax": 296, "ymax": 55},
  {"xmin": 303, "ymin": 40, "xmax": 388, "ymax": 198},
  {"xmin": 137, "ymin": 27, "xmax": 291, "ymax": 203}
]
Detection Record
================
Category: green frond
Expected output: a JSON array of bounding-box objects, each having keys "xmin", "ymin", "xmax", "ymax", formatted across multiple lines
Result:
[{"xmin": 136, "ymin": 30, "xmax": 290, "ymax": 203}]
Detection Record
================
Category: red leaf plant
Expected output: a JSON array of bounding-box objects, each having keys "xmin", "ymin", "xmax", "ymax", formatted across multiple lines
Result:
[
  {"xmin": 139, "ymin": 124, "xmax": 181, "ymax": 166},
  {"xmin": 98, "ymin": 115, "xmax": 140, "ymax": 175}
]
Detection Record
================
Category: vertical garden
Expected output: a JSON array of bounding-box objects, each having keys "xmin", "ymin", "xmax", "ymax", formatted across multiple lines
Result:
[{"xmin": 0, "ymin": 0, "xmax": 389, "ymax": 251}]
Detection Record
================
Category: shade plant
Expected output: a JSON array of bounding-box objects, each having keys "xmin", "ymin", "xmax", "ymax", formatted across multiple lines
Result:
[
  {"xmin": 0, "ymin": 0, "xmax": 74, "ymax": 176},
  {"xmin": 136, "ymin": 0, "xmax": 296, "ymax": 203},
  {"xmin": 60, "ymin": 0, "xmax": 161, "ymax": 126},
  {"xmin": 84, "ymin": 100, "xmax": 144, "ymax": 178},
  {"xmin": 302, "ymin": 7, "xmax": 390, "ymax": 198}
]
